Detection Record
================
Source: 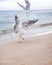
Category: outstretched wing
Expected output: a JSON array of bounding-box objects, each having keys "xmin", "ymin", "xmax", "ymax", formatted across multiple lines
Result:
[
  {"xmin": 25, "ymin": 0, "xmax": 30, "ymax": 11},
  {"xmin": 17, "ymin": 0, "xmax": 30, "ymax": 11},
  {"xmin": 17, "ymin": 2, "xmax": 26, "ymax": 10},
  {"xmin": 14, "ymin": 16, "xmax": 19, "ymax": 33}
]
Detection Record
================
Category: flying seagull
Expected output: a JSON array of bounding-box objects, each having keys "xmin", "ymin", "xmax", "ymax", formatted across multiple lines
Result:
[
  {"xmin": 17, "ymin": 0, "xmax": 30, "ymax": 12},
  {"xmin": 14, "ymin": 15, "xmax": 38, "ymax": 42}
]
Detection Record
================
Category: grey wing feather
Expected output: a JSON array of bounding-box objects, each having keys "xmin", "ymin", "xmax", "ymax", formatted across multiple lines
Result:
[
  {"xmin": 25, "ymin": 0, "xmax": 30, "ymax": 11},
  {"xmin": 17, "ymin": 2, "xmax": 26, "ymax": 10}
]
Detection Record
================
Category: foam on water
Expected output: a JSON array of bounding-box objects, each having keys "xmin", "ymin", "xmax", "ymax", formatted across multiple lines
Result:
[{"xmin": 0, "ymin": 26, "xmax": 52, "ymax": 44}]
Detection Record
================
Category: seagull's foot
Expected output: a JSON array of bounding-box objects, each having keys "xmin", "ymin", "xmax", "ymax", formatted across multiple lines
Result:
[
  {"xmin": 18, "ymin": 37, "xmax": 25, "ymax": 43},
  {"xmin": 18, "ymin": 40, "xmax": 21, "ymax": 43},
  {"xmin": 22, "ymin": 37, "xmax": 25, "ymax": 40}
]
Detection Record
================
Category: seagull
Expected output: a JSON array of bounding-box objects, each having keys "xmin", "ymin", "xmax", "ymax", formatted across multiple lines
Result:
[
  {"xmin": 17, "ymin": 0, "xmax": 30, "ymax": 14},
  {"xmin": 14, "ymin": 15, "xmax": 38, "ymax": 42}
]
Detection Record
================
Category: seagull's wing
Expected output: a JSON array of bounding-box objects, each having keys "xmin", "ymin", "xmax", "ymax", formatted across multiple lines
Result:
[
  {"xmin": 25, "ymin": 0, "xmax": 30, "ymax": 11},
  {"xmin": 17, "ymin": 2, "xmax": 26, "ymax": 10},
  {"xmin": 14, "ymin": 16, "xmax": 19, "ymax": 33}
]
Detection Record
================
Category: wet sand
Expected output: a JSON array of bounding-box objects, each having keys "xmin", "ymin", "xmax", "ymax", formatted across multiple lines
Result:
[{"xmin": 0, "ymin": 33, "xmax": 52, "ymax": 65}]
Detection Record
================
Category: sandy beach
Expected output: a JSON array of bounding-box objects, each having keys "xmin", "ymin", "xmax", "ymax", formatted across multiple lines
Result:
[{"xmin": 0, "ymin": 32, "xmax": 52, "ymax": 65}]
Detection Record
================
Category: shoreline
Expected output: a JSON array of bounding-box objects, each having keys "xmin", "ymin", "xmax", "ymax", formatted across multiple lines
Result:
[
  {"xmin": 0, "ymin": 32, "xmax": 52, "ymax": 65},
  {"xmin": 0, "ymin": 30, "xmax": 52, "ymax": 45}
]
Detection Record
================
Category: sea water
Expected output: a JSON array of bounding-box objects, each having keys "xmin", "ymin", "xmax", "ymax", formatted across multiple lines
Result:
[{"xmin": 0, "ymin": 9, "xmax": 52, "ymax": 44}]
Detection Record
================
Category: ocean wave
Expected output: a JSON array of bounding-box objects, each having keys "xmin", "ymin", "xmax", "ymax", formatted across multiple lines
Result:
[
  {"xmin": 0, "ymin": 29, "xmax": 14, "ymax": 34},
  {"xmin": 39, "ymin": 22, "xmax": 52, "ymax": 27},
  {"xmin": 31, "ymin": 22, "xmax": 52, "ymax": 28},
  {"xmin": 0, "ymin": 22, "xmax": 52, "ymax": 34}
]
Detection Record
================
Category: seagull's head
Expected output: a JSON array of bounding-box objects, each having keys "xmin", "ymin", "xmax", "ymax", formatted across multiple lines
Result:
[
  {"xmin": 15, "ymin": 15, "xmax": 19, "ymax": 21},
  {"xmin": 15, "ymin": 15, "xmax": 18, "ymax": 19},
  {"xmin": 25, "ymin": 0, "xmax": 29, "ymax": 3}
]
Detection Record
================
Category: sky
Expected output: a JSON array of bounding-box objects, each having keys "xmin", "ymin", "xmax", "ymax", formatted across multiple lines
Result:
[{"xmin": 0, "ymin": 0, "xmax": 52, "ymax": 10}]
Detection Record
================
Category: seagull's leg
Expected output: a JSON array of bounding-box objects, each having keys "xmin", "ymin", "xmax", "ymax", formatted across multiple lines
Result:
[
  {"xmin": 20, "ymin": 32, "xmax": 25, "ymax": 40},
  {"xmin": 18, "ymin": 35, "xmax": 20, "ymax": 42},
  {"xmin": 18, "ymin": 32, "xmax": 25, "ymax": 43}
]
